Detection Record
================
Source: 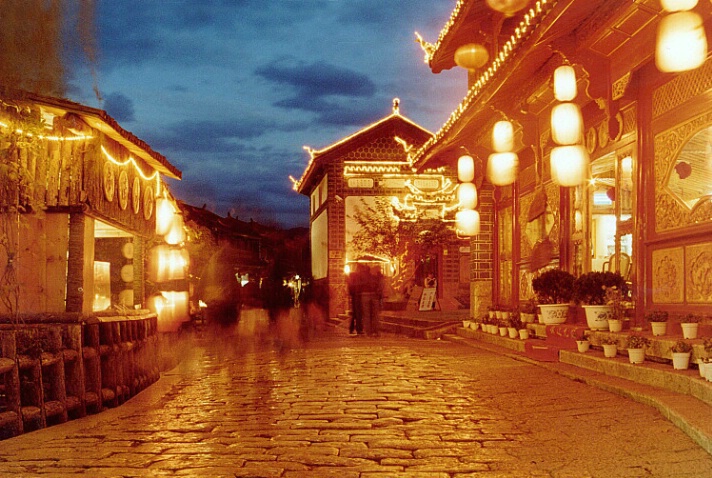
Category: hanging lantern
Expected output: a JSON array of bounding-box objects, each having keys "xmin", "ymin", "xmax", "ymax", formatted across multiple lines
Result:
[
  {"xmin": 458, "ymin": 182, "xmax": 478, "ymax": 210},
  {"xmin": 492, "ymin": 120, "xmax": 514, "ymax": 153},
  {"xmin": 454, "ymin": 44, "xmax": 489, "ymax": 70},
  {"xmin": 456, "ymin": 209, "xmax": 480, "ymax": 236},
  {"xmin": 155, "ymin": 197, "xmax": 176, "ymax": 235},
  {"xmin": 621, "ymin": 156, "xmax": 633, "ymax": 178},
  {"xmin": 660, "ymin": 0, "xmax": 698, "ymax": 12},
  {"xmin": 487, "ymin": 152, "xmax": 519, "ymax": 186},
  {"xmin": 150, "ymin": 245, "xmax": 189, "ymax": 282},
  {"xmin": 553, "ymin": 65, "xmax": 577, "ymax": 101},
  {"xmin": 486, "ymin": 0, "xmax": 530, "ymax": 16},
  {"xmin": 551, "ymin": 145, "xmax": 589, "ymax": 187},
  {"xmin": 458, "ymin": 154, "xmax": 475, "ymax": 182},
  {"xmin": 165, "ymin": 214, "xmax": 186, "ymax": 245},
  {"xmin": 656, "ymin": 11, "xmax": 707, "ymax": 72},
  {"xmin": 551, "ymin": 103, "xmax": 583, "ymax": 145}
]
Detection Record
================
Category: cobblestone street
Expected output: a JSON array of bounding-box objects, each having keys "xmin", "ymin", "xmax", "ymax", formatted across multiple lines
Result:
[{"xmin": 0, "ymin": 315, "xmax": 710, "ymax": 477}]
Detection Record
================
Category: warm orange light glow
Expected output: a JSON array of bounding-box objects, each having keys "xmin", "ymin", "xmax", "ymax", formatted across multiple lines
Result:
[
  {"xmin": 492, "ymin": 120, "xmax": 514, "ymax": 153},
  {"xmin": 454, "ymin": 43, "xmax": 489, "ymax": 70},
  {"xmin": 486, "ymin": 0, "xmax": 530, "ymax": 16},
  {"xmin": 551, "ymin": 145, "xmax": 588, "ymax": 187},
  {"xmin": 155, "ymin": 197, "xmax": 176, "ymax": 235},
  {"xmin": 551, "ymin": 103, "xmax": 583, "ymax": 145},
  {"xmin": 456, "ymin": 209, "xmax": 480, "ymax": 236},
  {"xmin": 553, "ymin": 65, "xmax": 577, "ymax": 101},
  {"xmin": 661, "ymin": 0, "xmax": 698, "ymax": 12},
  {"xmin": 458, "ymin": 182, "xmax": 477, "ymax": 209},
  {"xmin": 458, "ymin": 154, "xmax": 475, "ymax": 182},
  {"xmin": 164, "ymin": 214, "xmax": 186, "ymax": 245},
  {"xmin": 487, "ymin": 152, "xmax": 518, "ymax": 186},
  {"xmin": 621, "ymin": 156, "xmax": 633, "ymax": 178},
  {"xmin": 656, "ymin": 11, "xmax": 707, "ymax": 72},
  {"xmin": 151, "ymin": 291, "xmax": 189, "ymax": 333},
  {"xmin": 150, "ymin": 245, "xmax": 189, "ymax": 282}
]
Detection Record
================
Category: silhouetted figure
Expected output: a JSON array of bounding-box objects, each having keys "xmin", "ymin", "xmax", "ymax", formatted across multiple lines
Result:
[
  {"xmin": 361, "ymin": 266, "xmax": 384, "ymax": 337},
  {"xmin": 199, "ymin": 246, "xmax": 242, "ymax": 329},
  {"xmin": 347, "ymin": 264, "xmax": 368, "ymax": 335}
]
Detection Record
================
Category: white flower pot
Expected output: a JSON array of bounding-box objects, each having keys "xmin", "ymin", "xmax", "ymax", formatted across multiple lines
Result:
[
  {"xmin": 499, "ymin": 327, "xmax": 507, "ymax": 337},
  {"xmin": 470, "ymin": 322, "xmax": 479, "ymax": 331},
  {"xmin": 576, "ymin": 340, "xmax": 590, "ymax": 353},
  {"xmin": 628, "ymin": 348, "xmax": 645, "ymax": 364},
  {"xmin": 651, "ymin": 322, "xmax": 667, "ymax": 336},
  {"xmin": 538, "ymin": 304, "xmax": 569, "ymax": 325},
  {"xmin": 462, "ymin": 320, "xmax": 469, "ymax": 328},
  {"xmin": 519, "ymin": 329, "xmax": 530, "ymax": 340},
  {"xmin": 607, "ymin": 319, "xmax": 623, "ymax": 333},
  {"xmin": 681, "ymin": 323, "xmax": 698, "ymax": 339},
  {"xmin": 521, "ymin": 313, "xmax": 536, "ymax": 324},
  {"xmin": 672, "ymin": 352, "xmax": 691, "ymax": 370},
  {"xmin": 508, "ymin": 327, "xmax": 518, "ymax": 339},
  {"xmin": 602, "ymin": 343, "xmax": 618, "ymax": 358},
  {"xmin": 698, "ymin": 360, "xmax": 707, "ymax": 378},
  {"xmin": 583, "ymin": 305, "xmax": 613, "ymax": 330}
]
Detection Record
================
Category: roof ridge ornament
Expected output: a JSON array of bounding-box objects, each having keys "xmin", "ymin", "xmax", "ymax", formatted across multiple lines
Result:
[{"xmin": 392, "ymin": 98, "xmax": 400, "ymax": 115}]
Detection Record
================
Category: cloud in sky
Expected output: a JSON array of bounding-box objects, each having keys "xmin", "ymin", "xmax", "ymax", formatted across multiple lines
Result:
[{"xmin": 67, "ymin": 0, "xmax": 466, "ymax": 228}]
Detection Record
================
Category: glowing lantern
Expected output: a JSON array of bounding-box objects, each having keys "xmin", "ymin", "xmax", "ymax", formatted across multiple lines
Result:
[
  {"xmin": 486, "ymin": 0, "xmax": 530, "ymax": 16},
  {"xmin": 656, "ymin": 11, "xmax": 707, "ymax": 72},
  {"xmin": 458, "ymin": 182, "xmax": 478, "ymax": 209},
  {"xmin": 487, "ymin": 152, "xmax": 519, "ymax": 186},
  {"xmin": 551, "ymin": 103, "xmax": 583, "ymax": 145},
  {"xmin": 551, "ymin": 145, "xmax": 589, "ymax": 187},
  {"xmin": 456, "ymin": 209, "xmax": 480, "ymax": 236},
  {"xmin": 458, "ymin": 154, "xmax": 475, "ymax": 182},
  {"xmin": 151, "ymin": 291, "xmax": 190, "ymax": 333},
  {"xmin": 492, "ymin": 120, "xmax": 514, "ymax": 153},
  {"xmin": 151, "ymin": 245, "xmax": 189, "ymax": 282},
  {"xmin": 621, "ymin": 156, "xmax": 633, "ymax": 178},
  {"xmin": 454, "ymin": 43, "xmax": 489, "ymax": 70},
  {"xmin": 165, "ymin": 214, "xmax": 186, "ymax": 245},
  {"xmin": 660, "ymin": 0, "xmax": 698, "ymax": 12},
  {"xmin": 553, "ymin": 65, "xmax": 577, "ymax": 101},
  {"xmin": 155, "ymin": 197, "xmax": 176, "ymax": 235}
]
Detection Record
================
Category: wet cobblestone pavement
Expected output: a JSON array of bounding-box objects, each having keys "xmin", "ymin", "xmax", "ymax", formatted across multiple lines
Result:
[{"xmin": 1, "ymin": 315, "xmax": 710, "ymax": 477}]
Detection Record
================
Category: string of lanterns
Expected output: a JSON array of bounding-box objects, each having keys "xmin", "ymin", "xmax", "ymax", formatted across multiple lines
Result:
[
  {"xmin": 656, "ymin": 0, "xmax": 707, "ymax": 72},
  {"xmin": 455, "ymin": 153, "xmax": 480, "ymax": 236}
]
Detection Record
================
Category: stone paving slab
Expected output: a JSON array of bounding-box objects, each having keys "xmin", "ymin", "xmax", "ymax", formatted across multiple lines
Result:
[{"xmin": 0, "ymin": 317, "xmax": 710, "ymax": 477}]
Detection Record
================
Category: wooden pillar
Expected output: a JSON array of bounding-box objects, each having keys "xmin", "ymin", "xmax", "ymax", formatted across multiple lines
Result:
[{"xmin": 66, "ymin": 214, "xmax": 95, "ymax": 314}]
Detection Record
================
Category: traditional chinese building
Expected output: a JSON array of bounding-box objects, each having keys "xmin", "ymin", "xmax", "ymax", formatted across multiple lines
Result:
[
  {"xmin": 293, "ymin": 101, "xmax": 470, "ymax": 320},
  {"xmin": 414, "ymin": 0, "xmax": 712, "ymax": 324}
]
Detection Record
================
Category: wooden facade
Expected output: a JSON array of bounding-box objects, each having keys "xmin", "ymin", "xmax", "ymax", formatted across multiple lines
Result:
[{"xmin": 414, "ymin": 0, "xmax": 712, "ymax": 324}]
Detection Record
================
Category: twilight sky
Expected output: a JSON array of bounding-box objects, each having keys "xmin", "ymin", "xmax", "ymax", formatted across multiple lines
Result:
[{"xmin": 67, "ymin": 0, "xmax": 467, "ymax": 228}]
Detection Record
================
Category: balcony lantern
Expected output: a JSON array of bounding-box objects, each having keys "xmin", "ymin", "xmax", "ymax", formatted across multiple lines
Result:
[
  {"xmin": 660, "ymin": 0, "xmax": 698, "ymax": 12},
  {"xmin": 656, "ymin": 11, "xmax": 707, "ymax": 72},
  {"xmin": 456, "ymin": 209, "xmax": 480, "ymax": 236},
  {"xmin": 621, "ymin": 156, "xmax": 633, "ymax": 178},
  {"xmin": 155, "ymin": 197, "xmax": 176, "ymax": 236},
  {"xmin": 553, "ymin": 65, "xmax": 577, "ymax": 101},
  {"xmin": 551, "ymin": 103, "xmax": 583, "ymax": 145},
  {"xmin": 487, "ymin": 152, "xmax": 519, "ymax": 186},
  {"xmin": 551, "ymin": 145, "xmax": 589, "ymax": 187},
  {"xmin": 486, "ymin": 0, "xmax": 530, "ymax": 16},
  {"xmin": 492, "ymin": 120, "xmax": 514, "ymax": 153},
  {"xmin": 458, "ymin": 182, "xmax": 478, "ymax": 210},
  {"xmin": 454, "ymin": 43, "xmax": 489, "ymax": 70},
  {"xmin": 458, "ymin": 154, "xmax": 475, "ymax": 182},
  {"xmin": 164, "ymin": 214, "xmax": 186, "ymax": 245}
]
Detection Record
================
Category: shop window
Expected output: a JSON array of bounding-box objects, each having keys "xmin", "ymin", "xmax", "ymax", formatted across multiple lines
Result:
[
  {"xmin": 665, "ymin": 125, "xmax": 712, "ymax": 211},
  {"xmin": 93, "ymin": 220, "xmax": 135, "ymax": 311}
]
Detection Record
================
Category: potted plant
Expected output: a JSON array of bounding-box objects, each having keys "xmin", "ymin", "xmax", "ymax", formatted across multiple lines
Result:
[
  {"xmin": 498, "ymin": 317, "xmax": 509, "ymax": 336},
  {"xmin": 680, "ymin": 313, "xmax": 700, "ymax": 339},
  {"xmin": 601, "ymin": 335, "xmax": 619, "ymax": 358},
  {"xmin": 575, "ymin": 330, "xmax": 590, "ymax": 353},
  {"xmin": 488, "ymin": 305, "xmax": 496, "ymax": 320},
  {"xmin": 646, "ymin": 310, "xmax": 669, "ymax": 336},
  {"xmin": 625, "ymin": 334, "xmax": 650, "ymax": 364},
  {"xmin": 671, "ymin": 340, "xmax": 693, "ymax": 370},
  {"xmin": 701, "ymin": 338, "xmax": 712, "ymax": 381},
  {"xmin": 508, "ymin": 313, "xmax": 521, "ymax": 339},
  {"xmin": 532, "ymin": 268, "xmax": 575, "ymax": 325},
  {"xmin": 520, "ymin": 299, "xmax": 538, "ymax": 324},
  {"xmin": 573, "ymin": 271, "xmax": 627, "ymax": 330}
]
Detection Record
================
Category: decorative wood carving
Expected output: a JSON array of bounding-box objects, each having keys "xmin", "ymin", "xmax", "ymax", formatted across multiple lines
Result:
[
  {"xmin": 651, "ymin": 247, "xmax": 684, "ymax": 304},
  {"xmin": 653, "ymin": 60, "xmax": 712, "ymax": 119},
  {"xmin": 686, "ymin": 243, "xmax": 712, "ymax": 303}
]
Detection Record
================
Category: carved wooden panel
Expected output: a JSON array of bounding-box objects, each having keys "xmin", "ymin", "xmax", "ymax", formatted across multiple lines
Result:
[
  {"xmin": 651, "ymin": 247, "xmax": 684, "ymax": 304},
  {"xmin": 653, "ymin": 60, "xmax": 712, "ymax": 119},
  {"xmin": 686, "ymin": 243, "xmax": 712, "ymax": 303}
]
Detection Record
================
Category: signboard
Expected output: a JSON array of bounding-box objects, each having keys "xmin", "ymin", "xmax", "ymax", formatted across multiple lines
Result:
[{"xmin": 419, "ymin": 288, "xmax": 437, "ymax": 311}]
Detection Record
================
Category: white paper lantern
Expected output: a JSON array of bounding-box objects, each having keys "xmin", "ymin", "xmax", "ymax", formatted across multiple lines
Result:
[
  {"xmin": 458, "ymin": 182, "xmax": 478, "ymax": 209},
  {"xmin": 486, "ymin": 0, "xmax": 530, "ymax": 16},
  {"xmin": 660, "ymin": 0, "xmax": 698, "ymax": 12},
  {"xmin": 458, "ymin": 154, "xmax": 475, "ymax": 182},
  {"xmin": 487, "ymin": 152, "xmax": 519, "ymax": 186},
  {"xmin": 456, "ymin": 209, "xmax": 480, "ymax": 236},
  {"xmin": 553, "ymin": 65, "xmax": 577, "ymax": 101},
  {"xmin": 551, "ymin": 145, "xmax": 589, "ymax": 187},
  {"xmin": 621, "ymin": 156, "xmax": 633, "ymax": 178},
  {"xmin": 492, "ymin": 120, "xmax": 514, "ymax": 153},
  {"xmin": 656, "ymin": 11, "xmax": 707, "ymax": 73},
  {"xmin": 454, "ymin": 44, "xmax": 489, "ymax": 70},
  {"xmin": 165, "ymin": 214, "xmax": 186, "ymax": 245},
  {"xmin": 551, "ymin": 103, "xmax": 583, "ymax": 145},
  {"xmin": 155, "ymin": 197, "xmax": 176, "ymax": 235}
]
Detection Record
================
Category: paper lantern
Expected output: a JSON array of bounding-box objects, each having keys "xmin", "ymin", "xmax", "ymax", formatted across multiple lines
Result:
[
  {"xmin": 656, "ymin": 11, "xmax": 707, "ymax": 72},
  {"xmin": 155, "ymin": 197, "xmax": 176, "ymax": 236},
  {"xmin": 458, "ymin": 154, "xmax": 475, "ymax": 182},
  {"xmin": 486, "ymin": 0, "xmax": 530, "ymax": 16},
  {"xmin": 553, "ymin": 65, "xmax": 577, "ymax": 101},
  {"xmin": 660, "ymin": 0, "xmax": 698, "ymax": 12},
  {"xmin": 551, "ymin": 103, "xmax": 583, "ymax": 145},
  {"xmin": 456, "ymin": 209, "xmax": 480, "ymax": 236},
  {"xmin": 492, "ymin": 120, "xmax": 514, "ymax": 152},
  {"xmin": 165, "ymin": 214, "xmax": 186, "ymax": 245},
  {"xmin": 487, "ymin": 152, "xmax": 519, "ymax": 186},
  {"xmin": 621, "ymin": 156, "xmax": 633, "ymax": 178},
  {"xmin": 151, "ymin": 245, "xmax": 189, "ymax": 282},
  {"xmin": 458, "ymin": 182, "xmax": 478, "ymax": 210},
  {"xmin": 551, "ymin": 145, "xmax": 589, "ymax": 187},
  {"xmin": 454, "ymin": 44, "xmax": 489, "ymax": 70},
  {"xmin": 152, "ymin": 291, "xmax": 190, "ymax": 333}
]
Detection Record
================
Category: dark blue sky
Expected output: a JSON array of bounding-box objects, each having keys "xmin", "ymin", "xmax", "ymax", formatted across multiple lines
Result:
[{"xmin": 68, "ymin": 0, "xmax": 466, "ymax": 228}]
